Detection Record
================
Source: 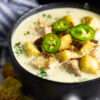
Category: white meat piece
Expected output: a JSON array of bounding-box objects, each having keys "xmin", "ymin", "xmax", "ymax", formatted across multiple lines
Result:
[
  {"xmin": 62, "ymin": 60, "xmax": 81, "ymax": 76},
  {"xmin": 91, "ymin": 45, "xmax": 100, "ymax": 62},
  {"xmin": 44, "ymin": 26, "xmax": 52, "ymax": 33},
  {"xmin": 35, "ymin": 17, "xmax": 52, "ymax": 35},
  {"xmin": 90, "ymin": 18, "xmax": 100, "ymax": 29},
  {"xmin": 32, "ymin": 56, "xmax": 48, "ymax": 69},
  {"xmin": 38, "ymin": 17, "xmax": 48, "ymax": 27},
  {"xmin": 95, "ymin": 29, "xmax": 100, "ymax": 44}
]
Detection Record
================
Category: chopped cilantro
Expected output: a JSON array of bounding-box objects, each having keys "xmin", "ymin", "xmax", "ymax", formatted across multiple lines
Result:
[
  {"xmin": 33, "ymin": 22, "xmax": 37, "ymax": 25},
  {"xmin": 38, "ymin": 68, "xmax": 47, "ymax": 78},
  {"xmin": 14, "ymin": 42, "xmax": 24, "ymax": 55},
  {"xmin": 42, "ymin": 13, "xmax": 46, "ymax": 17},
  {"xmin": 42, "ymin": 13, "xmax": 52, "ymax": 19},
  {"xmin": 47, "ymin": 14, "xmax": 52, "ymax": 18},
  {"xmin": 79, "ymin": 77, "xmax": 89, "ymax": 82},
  {"xmin": 24, "ymin": 31, "xmax": 30, "ymax": 35},
  {"xmin": 15, "ymin": 42, "xmax": 21, "ymax": 46}
]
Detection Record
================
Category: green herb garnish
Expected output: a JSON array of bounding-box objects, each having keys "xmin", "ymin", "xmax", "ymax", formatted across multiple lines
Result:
[
  {"xmin": 33, "ymin": 22, "xmax": 37, "ymax": 25},
  {"xmin": 42, "ymin": 13, "xmax": 52, "ymax": 19},
  {"xmin": 42, "ymin": 13, "xmax": 46, "ymax": 17},
  {"xmin": 24, "ymin": 31, "xmax": 30, "ymax": 35},
  {"xmin": 47, "ymin": 14, "xmax": 52, "ymax": 18},
  {"xmin": 79, "ymin": 77, "xmax": 89, "ymax": 82},
  {"xmin": 39, "ymin": 68, "xmax": 47, "ymax": 78},
  {"xmin": 14, "ymin": 42, "xmax": 24, "ymax": 55}
]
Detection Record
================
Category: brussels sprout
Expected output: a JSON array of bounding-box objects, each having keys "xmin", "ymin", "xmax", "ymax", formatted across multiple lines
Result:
[{"xmin": 80, "ymin": 55, "xmax": 99, "ymax": 74}]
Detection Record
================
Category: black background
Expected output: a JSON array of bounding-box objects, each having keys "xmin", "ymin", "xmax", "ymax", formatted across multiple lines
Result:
[{"xmin": 38, "ymin": 0, "xmax": 99, "ymax": 8}]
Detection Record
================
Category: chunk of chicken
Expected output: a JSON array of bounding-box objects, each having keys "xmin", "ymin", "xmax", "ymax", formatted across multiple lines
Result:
[
  {"xmin": 62, "ymin": 60, "xmax": 81, "ymax": 76},
  {"xmin": 32, "ymin": 56, "xmax": 48, "ymax": 69},
  {"xmin": 48, "ymin": 56, "xmax": 57, "ymax": 65},
  {"xmin": 57, "ymin": 50, "xmax": 81, "ymax": 62},
  {"xmin": 38, "ymin": 17, "xmax": 48, "ymax": 27},
  {"xmin": 44, "ymin": 26, "xmax": 52, "ymax": 33},
  {"xmin": 35, "ymin": 17, "xmax": 52, "ymax": 35},
  {"xmin": 95, "ymin": 29, "xmax": 100, "ymax": 44},
  {"xmin": 80, "ymin": 41, "xmax": 96, "ymax": 56},
  {"xmin": 89, "ymin": 17, "xmax": 100, "ymax": 29},
  {"xmin": 91, "ymin": 45, "xmax": 100, "ymax": 63},
  {"xmin": 32, "ymin": 55, "xmax": 57, "ymax": 69}
]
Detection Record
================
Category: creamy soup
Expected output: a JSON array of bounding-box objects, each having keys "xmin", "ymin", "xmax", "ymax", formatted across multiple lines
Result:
[{"xmin": 11, "ymin": 8, "xmax": 100, "ymax": 83}]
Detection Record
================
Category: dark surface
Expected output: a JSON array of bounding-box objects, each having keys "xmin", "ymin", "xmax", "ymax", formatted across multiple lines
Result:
[
  {"xmin": 38, "ymin": 0, "xmax": 89, "ymax": 4},
  {"xmin": 9, "ymin": 2, "xmax": 100, "ymax": 100},
  {"xmin": 38, "ymin": 0, "xmax": 99, "ymax": 6},
  {"xmin": 38, "ymin": 0, "xmax": 100, "ymax": 13}
]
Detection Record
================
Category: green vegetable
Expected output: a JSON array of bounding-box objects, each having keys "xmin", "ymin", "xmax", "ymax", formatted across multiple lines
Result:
[
  {"xmin": 42, "ymin": 33, "xmax": 61, "ymax": 53},
  {"xmin": 42, "ymin": 13, "xmax": 46, "ymax": 17},
  {"xmin": 69, "ymin": 24, "xmax": 95, "ymax": 41},
  {"xmin": 52, "ymin": 16, "xmax": 73, "ymax": 34},
  {"xmin": 24, "ymin": 31, "xmax": 30, "ymax": 35},
  {"xmin": 46, "ymin": 14, "xmax": 52, "ymax": 18},
  {"xmin": 14, "ymin": 42, "xmax": 24, "ymax": 55},
  {"xmin": 39, "ymin": 68, "xmax": 47, "ymax": 78},
  {"xmin": 42, "ymin": 13, "xmax": 52, "ymax": 19}
]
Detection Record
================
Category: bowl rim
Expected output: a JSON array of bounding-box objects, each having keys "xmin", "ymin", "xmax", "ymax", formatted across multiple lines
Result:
[{"xmin": 8, "ymin": 2, "xmax": 100, "ymax": 85}]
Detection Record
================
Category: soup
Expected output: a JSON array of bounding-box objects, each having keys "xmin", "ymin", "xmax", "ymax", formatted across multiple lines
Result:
[{"xmin": 11, "ymin": 8, "xmax": 100, "ymax": 83}]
